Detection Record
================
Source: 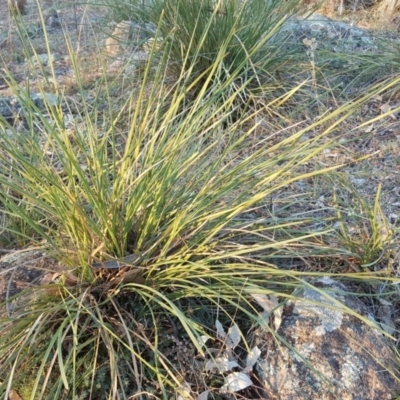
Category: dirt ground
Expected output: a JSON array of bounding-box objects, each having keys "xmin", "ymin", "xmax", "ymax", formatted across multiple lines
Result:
[
  {"xmin": 1, "ymin": 0, "xmax": 109, "ymax": 90},
  {"xmin": 0, "ymin": 249, "xmax": 62, "ymax": 302}
]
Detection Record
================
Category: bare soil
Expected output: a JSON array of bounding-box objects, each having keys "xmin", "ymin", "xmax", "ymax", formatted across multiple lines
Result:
[{"xmin": 0, "ymin": 249, "xmax": 62, "ymax": 302}]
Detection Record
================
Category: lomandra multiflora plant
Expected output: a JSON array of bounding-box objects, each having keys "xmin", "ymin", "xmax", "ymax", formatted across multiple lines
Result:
[
  {"xmin": 145, "ymin": 0, "xmax": 303, "ymax": 84},
  {"xmin": 0, "ymin": 0, "xmax": 399, "ymax": 397}
]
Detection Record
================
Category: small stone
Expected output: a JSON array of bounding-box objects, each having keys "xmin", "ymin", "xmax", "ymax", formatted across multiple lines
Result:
[
  {"xmin": 45, "ymin": 9, "xmax": 61, "ymax": 29},
  {"xmin": 31, "ymin": 92, "xmax": 59, "ymax": 107},
  {"xmin": 30, "ymin": 53, "xmax": 52, "ymax": 66}
]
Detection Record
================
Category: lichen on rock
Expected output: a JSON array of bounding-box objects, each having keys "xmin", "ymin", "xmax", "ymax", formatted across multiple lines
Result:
[{"xmin": 253, "ymin": 277, "xmax": 400, "ymax": 399}]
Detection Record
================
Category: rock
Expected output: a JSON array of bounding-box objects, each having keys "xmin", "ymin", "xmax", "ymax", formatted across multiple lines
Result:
[
  {"xmin": 253, "ymin": 277, "xmax": 400, "ymax": 399},
  {"xmin": 29, "ymin": 53, "xmax": 55, "ymax": 66},
  {"xmin": 0, "ymin": 97, "xmax": 21, "ymax": 123},
  {"xmin": 276, "ymin": 13, "xmax": 377, "ymax": 54},
  {"xmin": 105, "ymin": 20, "xmax": 156, "ymax": 57},
  {"xmin": 44, "ymin": 8, "xmax": 61, "ymax": 29},
  {"xmin": 0, "ymin": 92, "xmax": 59, "ymax": 125},
  {"xmin": 31, "ymin": 92, "xmax": 60, "ymax": 108}
]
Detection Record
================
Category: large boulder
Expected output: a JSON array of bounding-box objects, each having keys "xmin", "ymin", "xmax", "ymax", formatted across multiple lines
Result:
[
  {"xmin": 253, "ymin": 277, "xmax": 400, "ymax": 399},
  {"xmin": 276, "ymin": 13, "xmax": 377, "ymax": 53}
]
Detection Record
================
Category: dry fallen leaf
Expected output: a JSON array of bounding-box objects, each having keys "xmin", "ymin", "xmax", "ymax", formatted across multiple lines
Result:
[
  {"xmin": 196, "ymin": 334, "xmax": 212, "ymax": 357},
  {"xmin": 251, "ymin": 293, "xmax": 276, "ymax": 313},
  {"xmin": 226, "ymin": 323, "xmax": 241, "ymax": 351},
  {"xmin": 381, "ymin": 102, "xmax": 391, "ymax": 114},
  {"xmin": 197, "ymin": 335, "xmax": 212, "ymax": 349},
  {"xmin": 364, "ymin": 124, "xmax": 374, "ymax": 133},
  {"xmin": 197, "ymin": 391, "xmax": 210, "ymax": 400},
  {"xmin": 251, "ymin": 293, "xmax": 282, "ymax": 330},
  {"xmin": 176, "ymin": 381, "xmax": 192, "ymax": 400},
  {"xmin": 380, "ymin": 102, "xmax": 397, "ymax": 120},
  {"xmin": 244, "ymin": 346, "xmax": 261, "ymax": 373},
  {"xmin": 216, "ymin": 319, "xmax": 226, "ymax": 339},
  {"xmin": 205, "ymin": 355, "xmax": 240, "ymax": 373},
  {"xmin": 221, "ymin": 372, "xmax": 253, "ymax": 393}
]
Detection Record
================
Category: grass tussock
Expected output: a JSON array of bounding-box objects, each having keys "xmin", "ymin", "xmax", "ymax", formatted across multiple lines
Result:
[{"xmin": 0, "ymin": 0, "xmax": 400, "ymax": 398}]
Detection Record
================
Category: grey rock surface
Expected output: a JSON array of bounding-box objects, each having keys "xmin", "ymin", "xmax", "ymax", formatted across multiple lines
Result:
[
  {"xmin": 253, "ymin": 277, "xmax": 400, "ymax": 399},
  {"xmin": 0, "ymin": 97, "xmax": 20, "ymax": 123},
  {"xmin": 0, "ymin": 92, "xmax": 59, "ymax": 125},
  {"xmin": 43, "ymin": 8, "xmax": 61, "ymax": 29},
  {"xmin": 277, "ymin": 13, "xmax": 377, "ymax": 53}
]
